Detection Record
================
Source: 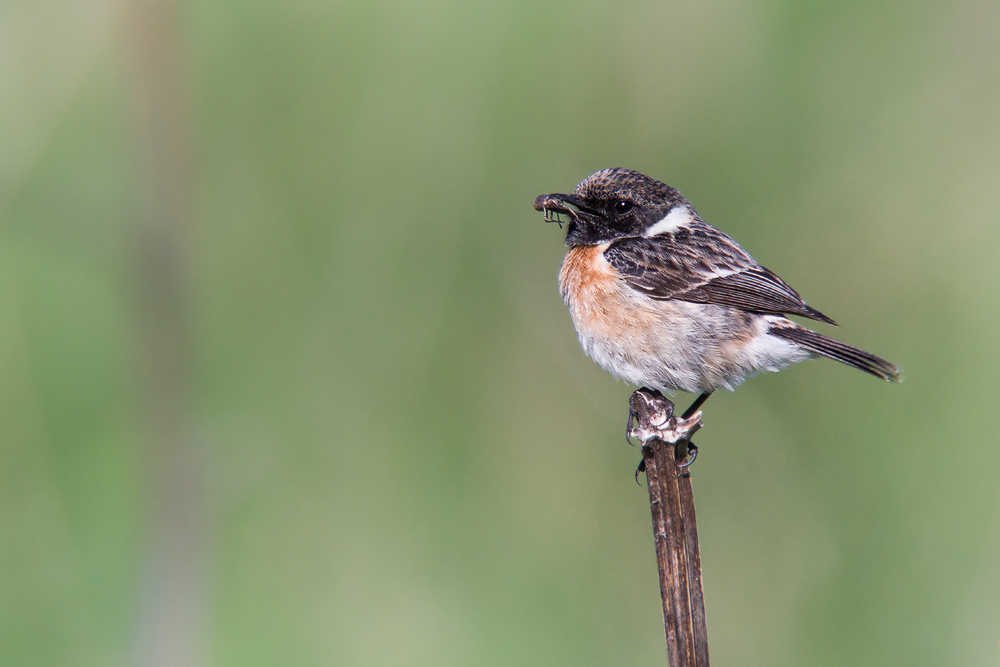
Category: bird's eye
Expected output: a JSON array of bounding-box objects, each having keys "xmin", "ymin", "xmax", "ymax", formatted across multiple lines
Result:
[{"xmin": 614, "ymin": 200, "xmax": 634, "ymax": 215}]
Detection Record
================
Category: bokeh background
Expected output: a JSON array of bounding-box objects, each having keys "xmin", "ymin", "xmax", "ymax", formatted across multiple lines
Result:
[{"xmin": 2, "ymin": 0, "xmax": 999, "ymax": 665}]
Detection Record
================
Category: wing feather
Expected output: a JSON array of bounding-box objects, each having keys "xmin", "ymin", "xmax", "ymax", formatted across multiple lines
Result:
[{"xmin": 604, "ymin": 226, "xmax": 836, "ymax": 325}]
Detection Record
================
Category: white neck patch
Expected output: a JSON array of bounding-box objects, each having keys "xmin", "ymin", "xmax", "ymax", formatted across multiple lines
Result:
[{"xmin": 644, "ymin": 206, "xmax": 692, "ymax": 237}]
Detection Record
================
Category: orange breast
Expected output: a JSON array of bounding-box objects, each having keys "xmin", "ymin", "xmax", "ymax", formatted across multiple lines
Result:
[
  {"xmin": 558, "ymin": 243, "xmax": 645, "ymax": 342},
  {"xmin": 559, "ymin": 244, "xmax": 616, "ymax": 301}
]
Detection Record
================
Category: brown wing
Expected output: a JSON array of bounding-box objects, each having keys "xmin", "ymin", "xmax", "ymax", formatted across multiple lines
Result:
[{"xmin": 604, "ymin": 226, "xmax": 836, "ymax": 325}]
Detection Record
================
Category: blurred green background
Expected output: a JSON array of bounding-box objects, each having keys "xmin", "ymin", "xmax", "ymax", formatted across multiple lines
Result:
[{"xmin": 2, "ymin": 0, "xmax": 999, "ymax": 665}]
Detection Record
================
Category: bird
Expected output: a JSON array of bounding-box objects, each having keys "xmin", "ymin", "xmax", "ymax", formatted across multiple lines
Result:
[{"xmin": 534, "ymin": 168, "xmax": 900, "ymax": 421}]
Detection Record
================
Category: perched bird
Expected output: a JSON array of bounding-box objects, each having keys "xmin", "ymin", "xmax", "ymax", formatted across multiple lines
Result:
[{"xmin": 535, "ymin": 168, "xmax": 900, "ymax": 416}]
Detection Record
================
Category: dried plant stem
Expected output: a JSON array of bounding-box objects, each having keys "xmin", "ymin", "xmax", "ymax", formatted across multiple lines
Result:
[{"xmin": 630, "ymin": 388, "xmax": 710, "ymax": 667}]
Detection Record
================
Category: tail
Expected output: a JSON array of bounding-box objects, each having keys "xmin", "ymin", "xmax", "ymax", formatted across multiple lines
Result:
[{"xmin": 768, "ymin": 325, "xmax": 901, "ymax": 382}]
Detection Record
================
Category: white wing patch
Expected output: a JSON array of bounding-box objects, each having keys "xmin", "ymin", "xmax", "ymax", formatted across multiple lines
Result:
[{"xmin": 644, "ymin": 206, "xmax": 693, "ymax": 237}]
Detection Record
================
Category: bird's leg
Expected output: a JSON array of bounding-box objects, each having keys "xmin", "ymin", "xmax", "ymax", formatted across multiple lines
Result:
[{"xmin": 681, "ymin": 391, "xmax": 713, "ymax": 419}]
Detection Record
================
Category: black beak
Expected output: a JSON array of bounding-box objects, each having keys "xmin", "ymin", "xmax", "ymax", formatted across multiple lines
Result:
[{"xmin": 533, "ymin": 193, "xmax": 599, "ymax": 218}]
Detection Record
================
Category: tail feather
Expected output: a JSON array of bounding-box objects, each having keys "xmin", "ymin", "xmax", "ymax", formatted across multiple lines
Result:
[{"xmin": 769, "ymin": 326, "xmax": 901, "ymax": 382}]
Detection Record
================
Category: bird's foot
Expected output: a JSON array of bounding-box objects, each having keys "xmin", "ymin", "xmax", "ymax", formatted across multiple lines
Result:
[
  {"xmin": 627, "ymin": 388, "xmax": 703, "ymax": 445},
  {"xmin": 628, "ymin": 388, "xmax": 703, "ymax": 480}
]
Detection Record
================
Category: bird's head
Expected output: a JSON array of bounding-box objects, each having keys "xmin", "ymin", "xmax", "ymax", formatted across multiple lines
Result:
[{"xmin": 534, "ymin": 168, "xmax": 691, "ymax": 246}]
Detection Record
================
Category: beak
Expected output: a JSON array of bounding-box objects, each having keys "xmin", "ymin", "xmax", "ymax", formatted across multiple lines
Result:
[{"xmin": 533, "ymin": 193, "xmax": 599, "ymax": 220}]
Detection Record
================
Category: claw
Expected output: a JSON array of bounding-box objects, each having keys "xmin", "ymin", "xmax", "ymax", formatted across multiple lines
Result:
[
  {"xmin": 634, "ymin": 458, "xmax": 646, "ymax": 484},
  {"xmin": 677, "ymin": 442, "xmax": 698, "ymax": 469}
]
